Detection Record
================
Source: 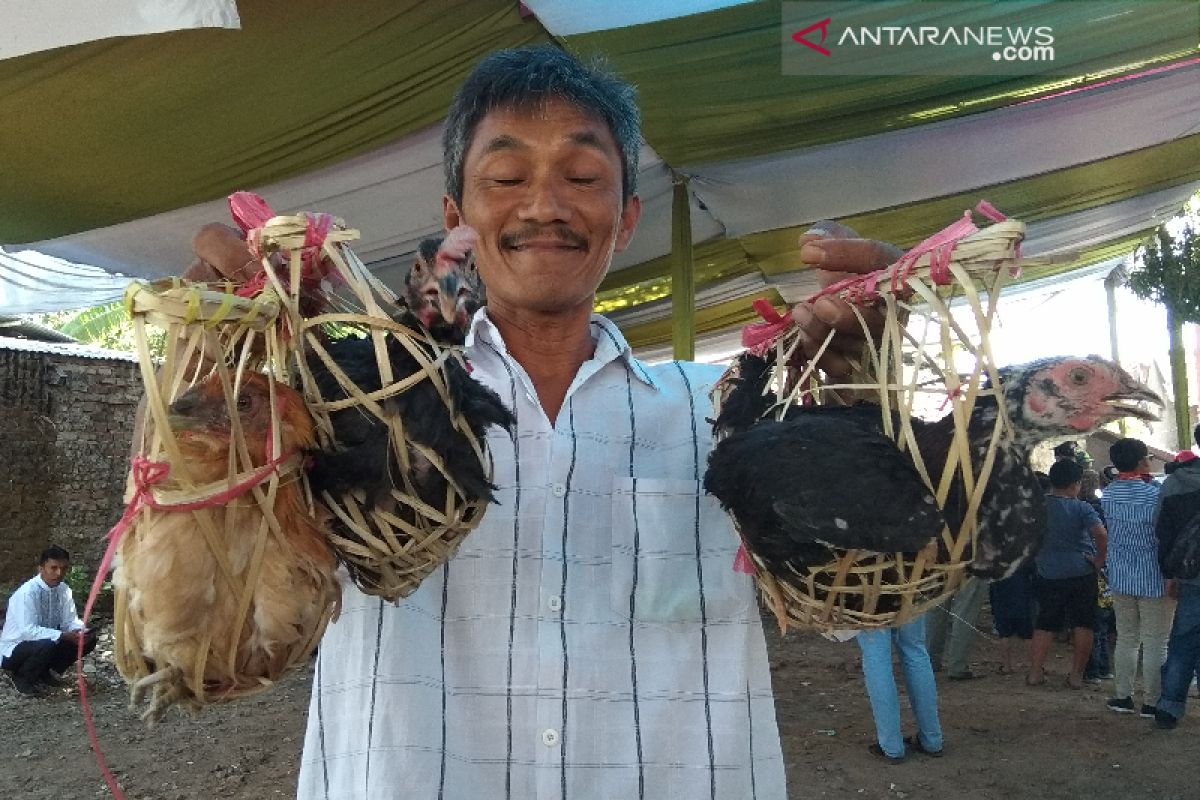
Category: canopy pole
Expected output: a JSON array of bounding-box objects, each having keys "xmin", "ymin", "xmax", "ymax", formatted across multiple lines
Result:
[
  {"xmin": 671, "ymin": 173, "xmax": 695, "ymax": 361},
  {"xmin": 1105, "ymin": 266, "xmax": 1127, "ymax": 436}
]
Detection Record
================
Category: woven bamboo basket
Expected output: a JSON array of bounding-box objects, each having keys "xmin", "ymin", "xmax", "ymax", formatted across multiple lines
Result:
[
  {"xmin": 115, "ymin": 276, "xmax": 340, "ymax": 720},
  {"xmin": 278, "ymin": 214, "xmax": 497, "ymax": 601},
  {"xmin": 711, "ymin": 204, "xmax": 1056, "ymax": 632}
]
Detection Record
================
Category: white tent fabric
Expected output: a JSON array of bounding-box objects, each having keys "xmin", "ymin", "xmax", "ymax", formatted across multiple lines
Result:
[
  {"xmin": 610, "ymin": 184, "xmax": 1200, "ymax": 339},
  {"xmin": 0, "ymin": 249, "xmax": 132, "ymax": 313},
  {"xmin": 0, "ymin": 0, "xmax": 239, "ymax": 60},
  {"xmin": 687, "ymin": 63, "xmax": 1200, "ymax": 238},
  {"xmin": 23, "ymin": 130, "xmax": 721, "ymax": 296},
  {"xmin": 523, "ymin": 0, "xmax": 754, "ymax": 36}
]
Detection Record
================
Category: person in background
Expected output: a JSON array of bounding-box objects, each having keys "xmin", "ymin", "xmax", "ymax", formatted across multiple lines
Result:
[
  {"xmin": 926, "ymin": 578, "xmax": 987, "ymax": 680},
  {"xmin": 988, "ymin": 561, "xmax": 1035, "ymax": 675},
  {"xmin": 1102, "ymin": 437, "xmax": 1173, "ymax": 717},
  {"xmin": 0, "ymin": 546, "xmax": 97, "ymax": 697},
  {"xmin": 1053, "ymin": 441, "xmax": 1078, "ymax": 462},
  {"xmin": 1152, "ymin": 427, "xmax": 1200, "ymax": 729},
  {"xmin": 1026, "ymin": 460, "xmax": 1107, "ymax": 689},
  {"xmin": 856, "ymin": 616, "xmax": 945, "ymax": 762},
  {"xmin": 1084, "ymin": 572, "xmax": 1117, "ymax": 683}
]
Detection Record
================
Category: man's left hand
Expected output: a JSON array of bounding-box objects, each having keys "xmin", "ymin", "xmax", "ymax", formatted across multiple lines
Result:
[{"xmin": 792, "ymin": 221, "xmax": 903, "ymax": 382}]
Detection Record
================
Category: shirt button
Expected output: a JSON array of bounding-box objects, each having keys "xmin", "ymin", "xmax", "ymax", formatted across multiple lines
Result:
[
  {"xmin": 542, "ymin": 728, "xmax": 560, "ymax": 747},
  {"xmin": 551, "ymin": 483, "xmax": 567, "ymax": 498},
  {"xmin": 547, "ymin": 596, "xmax": 562, "ymax": 612}
]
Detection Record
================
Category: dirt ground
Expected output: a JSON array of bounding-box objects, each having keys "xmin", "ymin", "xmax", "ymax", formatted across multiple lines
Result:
[{"xmin": 2, "ymin": 610, "xmax": 1195, "ymax": 800}]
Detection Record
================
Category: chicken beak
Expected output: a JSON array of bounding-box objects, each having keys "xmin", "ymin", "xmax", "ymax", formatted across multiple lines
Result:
[
  {"xmin": 1102, "ymin": 378, "xmax": 1163, "ymax": 423},
  {"xmin": 438, "ymin": 292, "xmax": 458, "ymax": 326}
]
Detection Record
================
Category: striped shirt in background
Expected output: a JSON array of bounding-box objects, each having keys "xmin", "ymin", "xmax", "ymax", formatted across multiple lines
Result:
[
  {"xmin": 1101, "ymin": 478, "xmax": 1165, "ymax": 597},
  {"xmin": 297, "ymin": 312, "xmax": 786, "ymax": 800}
]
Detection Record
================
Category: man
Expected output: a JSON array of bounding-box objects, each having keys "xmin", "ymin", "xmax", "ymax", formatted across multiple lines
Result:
[
  {"xmin": 925, "ymin": 574, "xmax": 987, "ymax": 681},
  {"xmin": 1102, "ymin": 437, "xmax": 1171, "ymax": 717},
  {"xmin": 192, "ymin": 46, "xmax": 894, "ymax": 799},
  {"xmin": 1153, "ymin": 426, "xmax": 1200, "ymax": 729},
  {"xmin": 1026, "ymin": 459, "xmax": 1107, "ymax": 689},
  {"xmin": 1, "ymin": 546, "xmax": 97, "ymax": 696}
]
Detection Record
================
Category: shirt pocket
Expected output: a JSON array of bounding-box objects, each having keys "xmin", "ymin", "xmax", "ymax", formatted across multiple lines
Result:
[{"xmin": 610, "ymin": 476, "xmax": 754, "ymax": 623}]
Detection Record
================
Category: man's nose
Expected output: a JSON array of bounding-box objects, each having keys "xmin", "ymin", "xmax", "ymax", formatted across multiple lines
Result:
[{"xmin": 517, "ymin": 174, "xmax": 571, "ymax": 223}]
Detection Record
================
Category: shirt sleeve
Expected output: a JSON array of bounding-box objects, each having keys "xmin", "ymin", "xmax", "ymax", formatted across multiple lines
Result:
[
  {"xmin": 1079, "ymin": 501, "xmax": 1101, "ymax": 529},
  {"xmin": 60, "ymin": 586, "xmax": 85, "ymax": 632}
]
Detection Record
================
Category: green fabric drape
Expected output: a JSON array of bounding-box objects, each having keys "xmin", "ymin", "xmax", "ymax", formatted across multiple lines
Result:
[
  {"xmin": 562, "ymin": 0, "xmax": 1196, "ymax": 167},
  {"xmin": 0, "ymin": 0, "xmax": 548, "ymax": 242}
]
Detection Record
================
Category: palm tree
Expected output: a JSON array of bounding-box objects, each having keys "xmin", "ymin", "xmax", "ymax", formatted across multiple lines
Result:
[
  {"xmin": 1127, "ymin": 221, "xmax": 1200, "ymax": 449},
  {"xmin": 35, "ymin": 300, "xmax": 165, "ymax": 356}
]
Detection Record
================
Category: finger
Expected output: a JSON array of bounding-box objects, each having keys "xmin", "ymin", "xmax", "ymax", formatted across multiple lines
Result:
[
  {"xmin": 800, "ymin": 238, "xmax": 904, "ymax": 274},
  {"xmin": 811, "ymin": 297, "xmax": 888, "ymax": 340},
  {"xmin": 182, "ymin": 257, "xmax": 221, "ymax": 283},
  {"xmin": 810, "ymin": 294, "xmax": 887, "ymax": 336},
  {"xmin": 192, "ymin": 223, "xmax": 256, "ymax": 282}
]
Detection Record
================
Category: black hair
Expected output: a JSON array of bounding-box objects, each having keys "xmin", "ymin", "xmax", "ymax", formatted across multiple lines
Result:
[
  {"xmin": 1053, "ymin": 441, "xmax": 1077, "ymax": 459},
  {"xmin": 39, "ymin": 545, "xmax": 70, "ymax": 564},
  {"xmin": 1049, "ymin": 459, "xmax": 1084, "ymax": 489},
  {"xmin": 442, "ymin": 44, "xmax": 641, "ymax": 205},
  {"xmin": 1109, "ymin": 437, "xmax": 1149, "ymax": 472}
]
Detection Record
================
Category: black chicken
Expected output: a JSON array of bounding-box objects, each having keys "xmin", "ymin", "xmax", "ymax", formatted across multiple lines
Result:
[
  {"xmin": 705, "ymin": 353, "xmax": 1162, "ymax": 597},
  {"xmin": 306, "ymin": 230, "xmax": 514, "ymax": 590}
]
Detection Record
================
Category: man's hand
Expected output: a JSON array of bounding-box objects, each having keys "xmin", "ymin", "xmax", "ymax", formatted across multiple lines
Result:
[
  {"xmin": 60, "ymin": 629, "xmax": 80, "ymax": 645},
  {"xmin": 182, "ymin": 223, "xmax": 258, "ymax": 284},
  {"xmin": 792, "ymin": 220, "xmax": 903, "ymax": 382}
]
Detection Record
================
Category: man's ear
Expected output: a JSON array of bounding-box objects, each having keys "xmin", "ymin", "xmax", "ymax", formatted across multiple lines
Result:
[
  {"xmin": 614, "ymin": 194, "xmax": 642, "ymax": 253},
  {"xmin": 443, "ymin": 195, "xmax": 463, "ymax": 231}
]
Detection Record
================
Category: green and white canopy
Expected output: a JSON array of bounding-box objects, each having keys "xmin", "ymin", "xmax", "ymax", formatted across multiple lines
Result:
[{"xmin": 2, "ymin": 0, "xmax": 1197, "ymax": 355}]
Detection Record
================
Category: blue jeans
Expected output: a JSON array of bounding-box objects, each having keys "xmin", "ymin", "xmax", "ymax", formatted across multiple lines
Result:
[
  {"xmin": 857, "ymin": 615, "xmax": 944, "ymax": 757},
  {"xmin": 1158, "ymin": 581, "xmax": 1200, "ymax": 719}
]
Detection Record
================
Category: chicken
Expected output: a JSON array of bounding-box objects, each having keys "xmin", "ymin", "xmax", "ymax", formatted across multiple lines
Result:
[
  {"xmin": 705, "ymin": 354, "xmax": 1161, "ymax": 621},
  {"xmin": 114, "ymin": 371, "xmax": 340, "ymax": 722},
  {"xmin": 398, "ymin": 227, "xmax": 485, "ymax": 344},
  {"xmin": 305, "ymin": 228, "xmax": 514, "ymax": 595},
  {"xmin": 306, "ymin": 333, "xmax": 515, "ymax": 511}
]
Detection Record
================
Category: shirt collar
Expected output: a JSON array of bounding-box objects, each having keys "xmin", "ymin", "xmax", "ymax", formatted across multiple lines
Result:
[{"xmin": 464, "ymin": 308, "xmax": 660, "ymax": 391}]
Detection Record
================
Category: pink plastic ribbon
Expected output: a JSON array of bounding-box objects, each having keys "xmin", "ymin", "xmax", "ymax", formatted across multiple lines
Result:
[
  {"xmin": 226, "ymin": 191, "xmax": 341, "ymax": 297},
  {"xmin": 808, "ymin": 200, "xmax": 1015, "ymax": 306},
  {"xmin": 733, "ymin": 543, "xmax": 756, "ymax": 574},
  {"xmin": 742, "ymin": 298, "xmax": 795, "ymax": 353}
]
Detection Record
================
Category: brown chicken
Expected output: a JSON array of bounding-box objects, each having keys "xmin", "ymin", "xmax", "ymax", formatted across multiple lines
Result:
[{"xmin": 114, "ymin": 371, "xmax": 340, "ymax": 722}]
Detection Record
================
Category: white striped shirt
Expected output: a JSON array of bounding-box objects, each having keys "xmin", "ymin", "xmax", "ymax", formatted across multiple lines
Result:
[
  {"xmin": 1101, "ymin": 478, "xmax": 1165, "ymax": 597},
  {"xmin": 298, "ymin": 312, "xmax": 785, "ymax": 800}
]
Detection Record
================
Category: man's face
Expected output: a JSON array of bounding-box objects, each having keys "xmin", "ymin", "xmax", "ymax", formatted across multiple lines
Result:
[
  {"xmin": 443, "ymin": 98, "xmax": 641, "ymax": 317},
  {"xmin": 39, "ymin": 558, "xmax": 68, "ymax": 587}
]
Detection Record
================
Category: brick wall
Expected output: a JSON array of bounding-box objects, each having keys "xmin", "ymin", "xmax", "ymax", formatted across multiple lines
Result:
[{"xmin": 0, "ymin": 347, "xmax": 141, "ymax": 594}]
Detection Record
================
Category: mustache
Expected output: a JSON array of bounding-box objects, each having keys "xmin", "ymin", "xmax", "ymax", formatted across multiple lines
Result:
[{"xmin": 499, "ymin": 225, "xmax": 588, "ymax": 250}]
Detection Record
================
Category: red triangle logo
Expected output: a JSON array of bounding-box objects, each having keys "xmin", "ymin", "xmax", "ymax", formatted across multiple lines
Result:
[{"xmin": 793, "ymin": 18, "xmax": 832, "ymax": 57}]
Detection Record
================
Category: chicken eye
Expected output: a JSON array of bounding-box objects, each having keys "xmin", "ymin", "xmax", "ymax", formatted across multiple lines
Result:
[
  {"xmin": 1068, "ymin": 368, "xmax": 1090, "ymax": 385},
  {"xmin": 236, "ymin": 394, "xmax": 253, "ymax": 411}
]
